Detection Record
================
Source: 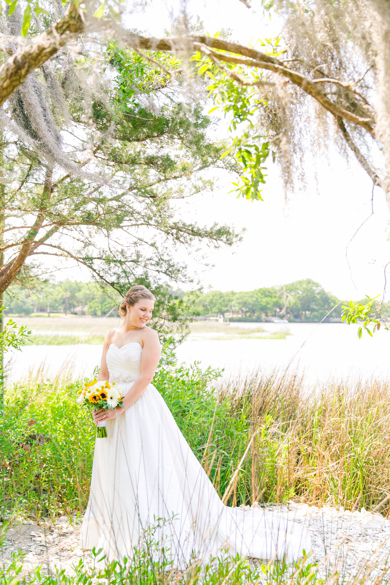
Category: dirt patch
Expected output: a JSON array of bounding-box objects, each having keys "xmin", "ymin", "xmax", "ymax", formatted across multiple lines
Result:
[{"xmin": 1, "ymin": 517, "xmax": 92, "ymax": 575}]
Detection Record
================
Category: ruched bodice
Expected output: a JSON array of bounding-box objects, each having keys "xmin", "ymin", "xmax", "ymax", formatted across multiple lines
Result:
[{"xmin": 106, "ymin": 342, "xmax": 142, "ymax": 385}]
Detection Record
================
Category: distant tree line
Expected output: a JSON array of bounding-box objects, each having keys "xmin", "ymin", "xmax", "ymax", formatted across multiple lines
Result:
[
  {"xmin": 5, "ymin": 281, "xmax": 121, "ymax": 318},
  {"xmin": 6, "ymin": 278, "xmax": 390, "ymax": 323},
  {"xmin": 184, "ymin": 279, "xmax": 390, "ymax": 323}
]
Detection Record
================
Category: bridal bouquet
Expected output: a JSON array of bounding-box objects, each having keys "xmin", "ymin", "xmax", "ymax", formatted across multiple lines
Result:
[{"xmin": 77, "ymin": 379, "xmax": 123, "ymax": 438}]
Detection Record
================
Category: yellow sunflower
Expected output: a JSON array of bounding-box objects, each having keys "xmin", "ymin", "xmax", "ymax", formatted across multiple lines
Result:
[
  {"xmin": 99, "ymin": 390, "xmax": 108, "ymax": 400},
  {"xmin": 88, "ymin": 393, "xmax": 101, "ymax": 404}
]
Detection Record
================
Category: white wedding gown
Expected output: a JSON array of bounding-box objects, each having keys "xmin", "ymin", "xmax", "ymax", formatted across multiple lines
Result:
[{"xmin": 80, "ymin": 342, "xmax": 312, "ymax": 569}]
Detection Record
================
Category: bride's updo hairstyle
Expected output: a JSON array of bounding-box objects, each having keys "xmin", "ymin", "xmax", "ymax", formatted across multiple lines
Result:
[{"xmin": 119, "ymin": 285, "xmax": 155, "ymax": 318}]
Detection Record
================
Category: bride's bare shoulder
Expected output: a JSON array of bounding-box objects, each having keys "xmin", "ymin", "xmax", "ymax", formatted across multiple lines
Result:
[
  {"xmin": 104, "ymin": 328, "xmax": 120, "ymax": 345},
  {"xmin": 141, "ymin": 327, "xmax": 161, "ymax": 346}
]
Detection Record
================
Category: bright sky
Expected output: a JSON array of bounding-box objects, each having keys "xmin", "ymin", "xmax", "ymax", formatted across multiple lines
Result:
[
  {"xmin": 54, "ymin": 0, "xmax": 390, "ymax": 302},
  {"xmin": 123, "ymin": 0, "xmax": 390, "ymax": 301}
]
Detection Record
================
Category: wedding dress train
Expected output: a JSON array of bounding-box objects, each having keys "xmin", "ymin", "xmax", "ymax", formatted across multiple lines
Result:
[{"xmin": 80, "ymin": 342, "xmax": 312, "ymax": 569}]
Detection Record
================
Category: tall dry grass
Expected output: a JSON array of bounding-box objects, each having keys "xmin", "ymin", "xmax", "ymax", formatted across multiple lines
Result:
[{"xmin": 212, "ymin": 370, "xmax": 390, "ymax": 515}]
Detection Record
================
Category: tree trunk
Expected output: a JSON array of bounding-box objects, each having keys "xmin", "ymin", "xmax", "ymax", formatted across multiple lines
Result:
[
  {"xmin": 0, "ymin": 167, "xmax": 53, "ymax": 295},
  {"xmin": 0, "ymin": 180, "xmax": 4, "ymax": 415}
]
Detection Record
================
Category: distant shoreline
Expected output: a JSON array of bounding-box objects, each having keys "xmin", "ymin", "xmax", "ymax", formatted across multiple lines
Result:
[{"xmin": 5, "ymin": 313, "xmax": 348, "ymax": 324}]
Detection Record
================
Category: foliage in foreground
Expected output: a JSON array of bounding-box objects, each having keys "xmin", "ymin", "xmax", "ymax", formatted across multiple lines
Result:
[{"xmin": 0, "ymin": 546, "xmax": 325, "ymax": 585}]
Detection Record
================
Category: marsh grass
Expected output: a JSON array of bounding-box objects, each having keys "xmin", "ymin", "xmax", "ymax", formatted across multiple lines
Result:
[
  {"xmin": 215, "ymin": 370, "xmax": 390, "ymax": 514},
  {"xmin": 2, "ymin": 362, "xmax": 390, "ymax": 520}
]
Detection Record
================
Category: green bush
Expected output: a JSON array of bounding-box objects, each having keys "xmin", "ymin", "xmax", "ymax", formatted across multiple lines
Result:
[{"xmin": 1, "ymin": 378, "xmax": 95, "ymax": 520}]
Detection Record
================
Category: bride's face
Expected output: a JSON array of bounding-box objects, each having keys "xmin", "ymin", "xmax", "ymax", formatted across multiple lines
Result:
[{"xmin": 127, "ymin": 299, "xmax": 154, "ymax": 327}]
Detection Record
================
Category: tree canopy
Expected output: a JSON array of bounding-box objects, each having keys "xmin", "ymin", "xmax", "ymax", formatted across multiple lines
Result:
[
  {"xmin": 0, "ymin": 37, "xmax": 241, "ymax": 303},
  {"xmin": 0, "ymin": 0, "xmax": 388, "ymax": 200},
  {"xmin": 4, "ymin": 276, "xmax": 356, "ymax": 322},
  {"xmin": 1, "ymin": 0, "xmax": 389, "ymax": 339}
]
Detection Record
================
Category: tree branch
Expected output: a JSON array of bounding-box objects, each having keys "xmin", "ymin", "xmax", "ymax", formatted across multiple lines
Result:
[
  {"xmin": 337, "ymin": 118, "xmax": 381, "ymax": 187},
  {"xmin": 0, "ymin": 166, "xmax": 53, "ymax": 293},
  {"xmin": 193, "ymin": 42, "xmax": 375, "ymax": 135},
  {"xmin": 107, "ymin": 28, "xmax": 375, "ymax": 135},
  {"xmin": 0, "ymin": 2, "xmax": 84, "ymax": 107},
  {"xmin": 30, "ymin": 243, "xmax": 123, "ymax": 294},
  {"xmin": 0, "ymin": 14, "xmax": 376, "ymax": 139},
  {"xmin": 312, "ymin": 77, "xmax": 372, "ymax": 107},
  {"xmin": 194, "ymin": 42, "xmax": 273, "ymax": 88}
]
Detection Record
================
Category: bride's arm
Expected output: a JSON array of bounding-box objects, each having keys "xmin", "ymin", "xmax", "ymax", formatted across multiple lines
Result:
[
  {"xmin": 117, "ymin": 329, "xmax": 161, "ymax": 413},
  {"xmin": 92, "ymin": 330, "xmax": 114, "ymax": 425},
  {"xmin": 97, "ymin": 330, "xmax": 113, "ymax": 382}
]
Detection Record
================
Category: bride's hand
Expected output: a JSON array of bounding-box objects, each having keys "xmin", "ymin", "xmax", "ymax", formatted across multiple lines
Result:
[{"xmin": 93, "ymin": 408, "xmax": 122, "ymax": 425}]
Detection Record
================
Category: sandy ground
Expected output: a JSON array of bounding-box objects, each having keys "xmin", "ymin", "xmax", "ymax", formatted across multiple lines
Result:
[{"xmin": 2, "ymin": 503, "xmax": 390, "ymax": 583}]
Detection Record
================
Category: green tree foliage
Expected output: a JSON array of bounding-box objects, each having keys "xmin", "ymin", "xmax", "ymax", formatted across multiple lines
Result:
[
  {"xmin": 4, "ymin": 280, "xmax": 119, "ymax": 316},
  {"xmin": 5, "ymin": 277, "xmax": 345, "ymax": 323},
  {"xmin": 0, "ymin": 41, "xmax": 241, "ymax": 320},
  {"xmin": 280, "ymin": 279, "xmax": 340, "ymax": 322},
  {"xmin": 190, "ymin": 37, "xmax": 284, "ymax": 201},
  {"xmin": 186, "ymin": 279, "xmax": 343, "ymax": 322},
  {"xmin": 341, "ymin": 295, "xmax": 385, "ymax": 338},
  {"xmin": 190, "ymin": 290, "xmax": 236, "ymax": 318},
  {"xmin": 0, "ymin": 0, "xmax": 385, "ymax": 198}
]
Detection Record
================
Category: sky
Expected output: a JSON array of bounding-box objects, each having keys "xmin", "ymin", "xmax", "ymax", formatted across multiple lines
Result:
[
  {"xmin": 54, "ymin": 0, "xmax": 390, "ymax": 301},
  {"xmin": 173, "ymin": 156, "xmax": 390, "ymax": 300},
  {"xmin": 126, "ymin": 0, "xmax": 390, "ymax": 300}
]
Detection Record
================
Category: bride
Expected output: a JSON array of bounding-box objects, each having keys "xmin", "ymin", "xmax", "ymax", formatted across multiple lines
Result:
[{"xmin": 80, "ymin": 285, "xmax": 312, "ymax": 569}]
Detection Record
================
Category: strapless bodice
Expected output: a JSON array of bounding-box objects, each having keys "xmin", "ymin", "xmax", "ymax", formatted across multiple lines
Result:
[{"xmin": 106, "ymin": 342, "xmax": 142, "ymax": 385}]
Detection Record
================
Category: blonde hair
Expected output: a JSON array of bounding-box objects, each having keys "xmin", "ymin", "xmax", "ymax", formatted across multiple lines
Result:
[{"xmin": 119, "ymin": 285, "xmax": 155, "ymax": 318}]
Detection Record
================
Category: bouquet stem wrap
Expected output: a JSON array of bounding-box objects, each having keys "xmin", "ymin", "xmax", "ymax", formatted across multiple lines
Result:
[{"xmin": 96, "ymin": 420, "xmax": 107, "ymax": 438}]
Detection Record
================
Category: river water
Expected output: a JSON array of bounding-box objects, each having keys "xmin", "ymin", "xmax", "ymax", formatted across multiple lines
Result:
[{"xmin": 4, "ymin": 322, "xmax": 390, "ymax": 389}]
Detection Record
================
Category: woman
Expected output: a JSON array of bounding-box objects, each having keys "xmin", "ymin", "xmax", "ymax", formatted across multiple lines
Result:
[{"xmin": 80, "ymin": 285, "xmax": 312, "ymax": 569}]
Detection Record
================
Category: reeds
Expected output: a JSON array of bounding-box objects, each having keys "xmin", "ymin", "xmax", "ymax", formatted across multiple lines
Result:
[{"xmin": 214, "ymin": 369, "xmax": 390, "ymax": 514}]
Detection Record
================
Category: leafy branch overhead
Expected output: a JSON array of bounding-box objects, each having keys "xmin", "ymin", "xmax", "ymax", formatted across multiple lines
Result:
[
  {"xmin": 0, "ymin": 28, "xmax": 241, "ymax": 307},
  {"xmin": 0, "ymin": 0, "xmax": 386, "ymax": 200},
  {"xmin": 341, "ymin": 296, "xmax": 389, "ymax": 339}
]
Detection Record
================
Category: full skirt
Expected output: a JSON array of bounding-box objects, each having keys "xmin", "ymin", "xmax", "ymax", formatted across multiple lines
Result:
[{"xmin": 80, "ymin": 382, "xmax": 311, "ymax": 569}]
